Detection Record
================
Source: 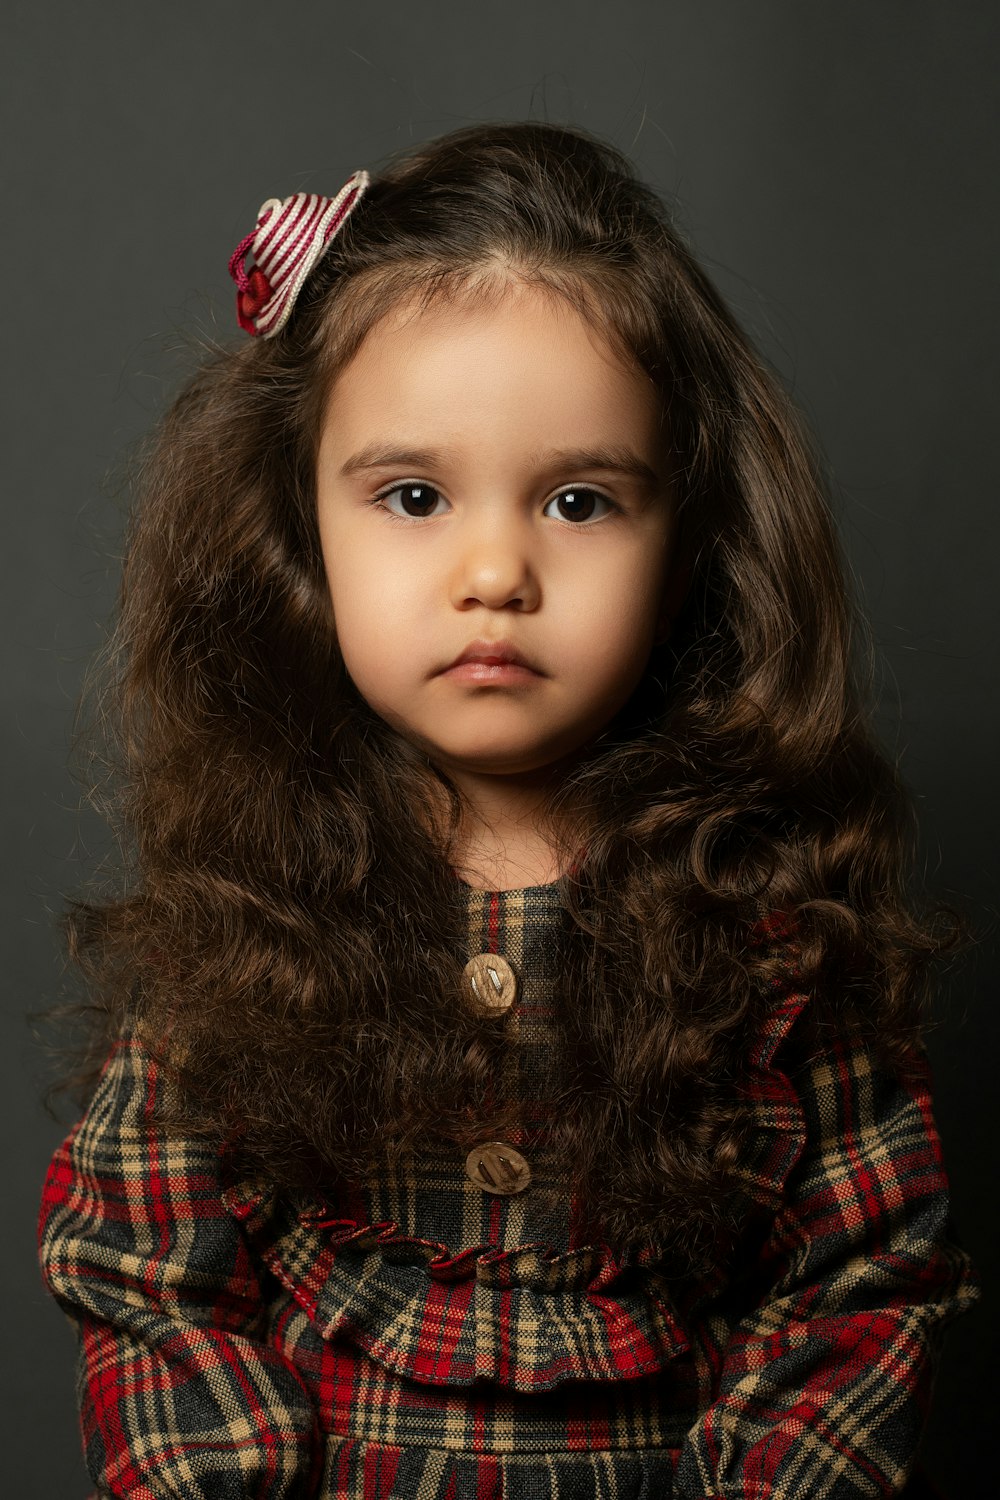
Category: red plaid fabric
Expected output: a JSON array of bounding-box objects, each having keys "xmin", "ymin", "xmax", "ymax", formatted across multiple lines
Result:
[{"xmin": 39, "ymin": 885, "xmax": 980, "ymax": 1498}]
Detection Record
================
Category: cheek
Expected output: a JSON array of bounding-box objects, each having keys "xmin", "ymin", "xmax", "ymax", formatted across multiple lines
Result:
[
  {"xmin": 583, "ymin": 551, "xmax": 665, "ymax": 644},
  {"xmin": 324, "ymin": 559, "xmax": 420, "ymax": 689}
]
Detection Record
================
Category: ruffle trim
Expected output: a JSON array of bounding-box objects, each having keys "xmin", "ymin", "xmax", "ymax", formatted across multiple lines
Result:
[
  {"xmin": 221, "ymin": 942, "xmax": 809, "ymax": 1393},
  {"xmin": 222, "ymin": 1171, "xmax": 690, "ymax": 1390}
]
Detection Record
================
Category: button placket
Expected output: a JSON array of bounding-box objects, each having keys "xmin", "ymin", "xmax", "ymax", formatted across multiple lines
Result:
[{"xmin": 460, "ymin": 946, "xmax": 531, "ymax": 1201}]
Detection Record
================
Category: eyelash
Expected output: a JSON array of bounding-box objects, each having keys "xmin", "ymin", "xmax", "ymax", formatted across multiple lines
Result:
[{"xmin": 371, "ymin": 482, "xmax": 619, "ymax": 525}]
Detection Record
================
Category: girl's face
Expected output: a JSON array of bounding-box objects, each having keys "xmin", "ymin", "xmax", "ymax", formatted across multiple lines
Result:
[{"xmin": 315, "ymin": 281, "xmax": 677, "ymax": 790}]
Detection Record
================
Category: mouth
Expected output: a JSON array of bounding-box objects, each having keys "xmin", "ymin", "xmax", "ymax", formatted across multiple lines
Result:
[{"xmin": 438, "ymin": 639, "xmax": 543, "ymax": 681}]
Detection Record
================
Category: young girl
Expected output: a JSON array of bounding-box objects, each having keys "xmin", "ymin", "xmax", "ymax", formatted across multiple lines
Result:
[{"xmin": 39, "ymin": 122, "xmax": 979, "ymax": 1500}]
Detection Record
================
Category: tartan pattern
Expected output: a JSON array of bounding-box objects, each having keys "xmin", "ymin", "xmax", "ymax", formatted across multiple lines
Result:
[{"xmin": 39, "ymin": 884, "xmax": 981, "ymax": 1498}]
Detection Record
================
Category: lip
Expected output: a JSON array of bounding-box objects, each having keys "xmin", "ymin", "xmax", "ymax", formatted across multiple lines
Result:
[{"xmin": 438, "ymin": 639, "xmax": 543, "ymax": 680}]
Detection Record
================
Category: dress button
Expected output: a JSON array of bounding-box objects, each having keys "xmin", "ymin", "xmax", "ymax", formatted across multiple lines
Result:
[
  {"xmin": 465, "ymin": 1141, "xmax": 532, "ymax": 1195},
  {"xmin": 462, "ymin": 953, "xmax": 519, "ymax": 1014}
]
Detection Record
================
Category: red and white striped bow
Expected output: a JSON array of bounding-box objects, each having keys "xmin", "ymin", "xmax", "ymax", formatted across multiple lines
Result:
[{"xmin": 228, "ymin": 171, "xmax": 369, "ymax": 338}]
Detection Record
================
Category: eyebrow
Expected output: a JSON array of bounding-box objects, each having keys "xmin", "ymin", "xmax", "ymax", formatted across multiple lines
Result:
[{"xmin": 339, "ymin": 443, "xmax": 661, "ymax": 486}]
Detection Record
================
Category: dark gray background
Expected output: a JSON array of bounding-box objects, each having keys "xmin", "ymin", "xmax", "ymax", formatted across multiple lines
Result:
[{"xmin": 4, "ymin": 2, "xmax": 996, "ymax": 1492}]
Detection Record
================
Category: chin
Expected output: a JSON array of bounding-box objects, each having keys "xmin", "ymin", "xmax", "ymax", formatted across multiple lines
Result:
[{"xmin": 434, "ymin": 740, "xmax": 584, "ymax": 779}]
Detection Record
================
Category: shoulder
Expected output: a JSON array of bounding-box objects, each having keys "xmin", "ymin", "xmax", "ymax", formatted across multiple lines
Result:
[{"xmin": 39, "ymin": 1033, "xmax": 236, "ymax": 1263}]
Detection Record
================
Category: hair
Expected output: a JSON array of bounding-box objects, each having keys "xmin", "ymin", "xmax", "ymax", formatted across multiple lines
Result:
[{"xmin": 60, "ymin": 121, "xmax": 954, "ymax": 1269}]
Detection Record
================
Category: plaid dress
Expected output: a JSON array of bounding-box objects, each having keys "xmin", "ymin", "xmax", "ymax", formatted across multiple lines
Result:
[{"xmin": 39, "ymin": 883, "xmax": 980, "ymax": 1499}]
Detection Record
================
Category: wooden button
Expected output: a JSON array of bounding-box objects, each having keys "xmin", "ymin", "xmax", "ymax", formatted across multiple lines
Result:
[
  {"xmin": 465, "ymin": 1141, "xmax": 532, "ymax": 1196},
  {"xmin": 462, "ymin": 953, "xmax": 519, "ymax": 1013}
]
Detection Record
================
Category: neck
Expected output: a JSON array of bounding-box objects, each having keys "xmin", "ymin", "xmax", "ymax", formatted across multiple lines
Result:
[{"xmin": 437, "ymin": 764, "xmax": 576, "ymax": 891}]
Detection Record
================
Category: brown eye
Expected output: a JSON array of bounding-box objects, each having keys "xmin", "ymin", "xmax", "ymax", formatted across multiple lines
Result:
[
  {"xmin": 544, "ymin": 488, "xmax": 613, "ymax": 523},
  {"xmin": 380, "ymin": 483, "xmax": 447, "ymax": 518}
]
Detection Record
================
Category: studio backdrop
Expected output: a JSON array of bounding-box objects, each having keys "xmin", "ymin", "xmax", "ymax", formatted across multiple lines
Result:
[{"xmin": 3, "ymin": 2, "xmax": 995, "ymax": 1491}]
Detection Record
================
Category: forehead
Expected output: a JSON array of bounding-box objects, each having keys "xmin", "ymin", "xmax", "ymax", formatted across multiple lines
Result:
[{"xmin": 320, "ymin": 280, "xmax": 663, "ymax": 459}]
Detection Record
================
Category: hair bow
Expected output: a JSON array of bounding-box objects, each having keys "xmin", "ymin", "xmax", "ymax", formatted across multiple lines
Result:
[{"xmin": 228, "ymin": 170, "xmax": 369, "ymax": 337}]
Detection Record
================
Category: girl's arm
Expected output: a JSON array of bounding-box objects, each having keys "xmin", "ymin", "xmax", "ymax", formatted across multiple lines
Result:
[
  {"xmin": 39, "ymin": 1036, "xmax": 319, "ymax": 1500},
  {"xmin": 674, "ymin": 1029, "xmax": 980, "ymax": 1500}
]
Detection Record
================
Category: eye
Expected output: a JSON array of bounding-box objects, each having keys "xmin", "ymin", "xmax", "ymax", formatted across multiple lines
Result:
[
  {"xmin": 377, "ymin": 482, "xmax": 448, "ymax": 519},
  {"xmin": 543, "ymin": 488, "xmax": 614, "ymax": 524}
]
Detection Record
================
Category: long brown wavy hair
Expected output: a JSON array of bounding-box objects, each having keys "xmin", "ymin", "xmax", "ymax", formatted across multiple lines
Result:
[{"xmin": 60, "ymin": 122, "xmax": 953, "ymax": 1267}]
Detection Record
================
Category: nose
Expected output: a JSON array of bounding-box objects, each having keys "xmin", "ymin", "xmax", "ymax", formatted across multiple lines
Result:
[{"xmin": 449, "ymin": 515, "xmax": 541, "ymax": 612}]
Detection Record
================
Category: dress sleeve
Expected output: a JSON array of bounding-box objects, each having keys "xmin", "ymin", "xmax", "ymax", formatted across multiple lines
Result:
[
  {"xmin": 38, "ymin": 1036, "xmax": 319, "ymax": 1500},
  {"xmin": 673, "ymin": 1030, "xmax": 981, "ymax": 1500}
]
